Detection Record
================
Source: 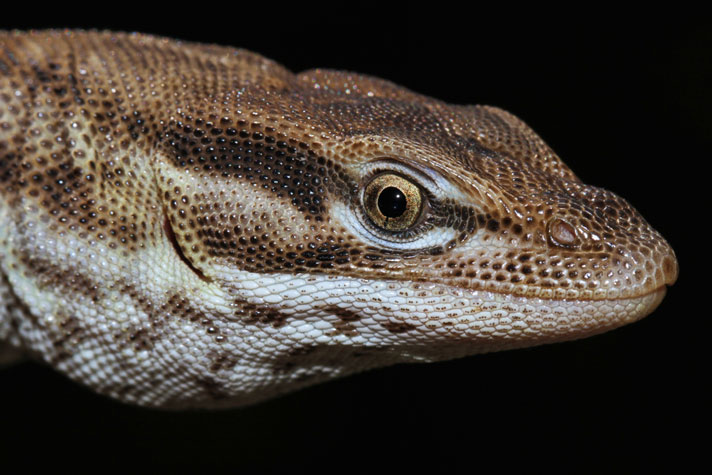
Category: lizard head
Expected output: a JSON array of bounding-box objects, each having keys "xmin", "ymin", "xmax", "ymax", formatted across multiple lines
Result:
[
  {"xmin": 157, "ymin": 64, "xmax": 678, "ymax": 394},
  {"xmin": 1, "ymin": 32, "xmax": 676, "ymax": 407}
]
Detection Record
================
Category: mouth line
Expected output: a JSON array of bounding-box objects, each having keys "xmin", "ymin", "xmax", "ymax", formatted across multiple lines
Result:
[{"xmin": 444, "ymin": 282, "xmax": 670, "ymax": 304}]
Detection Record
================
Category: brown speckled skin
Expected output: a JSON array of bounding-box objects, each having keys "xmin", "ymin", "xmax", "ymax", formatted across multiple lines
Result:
[{"xmin": 0, "ymin": 31, "xmax": 678, "ymax": 408}]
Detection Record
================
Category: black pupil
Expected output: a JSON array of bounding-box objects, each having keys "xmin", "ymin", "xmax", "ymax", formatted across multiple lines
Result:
[{"xmin": 378, "ymin": 186, "xmax": 407, "ymax": 218}]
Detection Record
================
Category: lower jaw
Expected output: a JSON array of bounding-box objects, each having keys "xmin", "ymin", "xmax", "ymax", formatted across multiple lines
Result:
[
  {"xmin": 535, "ymin": 286, "xmax": 667, "ymax": 340},
  {"xmin": 217, "ymin": 268, "xmax": 670, "ymax": 351},
  {"xmin": 481, "ymin": 285, "xmax": 668, "ymax": 349},
  {"xmin": 395, "ymin": 284, "xmax": 670, "ymax": 352}
]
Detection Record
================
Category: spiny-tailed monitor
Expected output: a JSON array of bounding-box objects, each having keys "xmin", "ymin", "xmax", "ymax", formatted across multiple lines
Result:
[{"xmin": 0, "ymin": 31, "xmax": 678, "ymax": 408}]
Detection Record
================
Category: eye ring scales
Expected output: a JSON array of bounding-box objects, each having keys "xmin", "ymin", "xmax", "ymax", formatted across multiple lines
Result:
[{"xmin": 363, "ymin": 173, "xmax": 423, "ymax": 232}]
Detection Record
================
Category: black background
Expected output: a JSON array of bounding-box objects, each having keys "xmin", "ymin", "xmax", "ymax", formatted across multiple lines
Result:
[{"xmin": 1, "ymin": 10, "xmax": 706, "ymax": 473}]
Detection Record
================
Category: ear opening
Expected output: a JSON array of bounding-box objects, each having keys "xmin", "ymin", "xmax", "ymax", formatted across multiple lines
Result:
[{"xmin": 162, "ymin": 211, "xmax": 208, "ymax": 282}]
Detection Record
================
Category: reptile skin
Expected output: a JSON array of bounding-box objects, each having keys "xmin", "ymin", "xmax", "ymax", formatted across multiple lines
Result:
[{"xmin": 0, "ymin": 31, "xmax": 678, "ymax": 408}]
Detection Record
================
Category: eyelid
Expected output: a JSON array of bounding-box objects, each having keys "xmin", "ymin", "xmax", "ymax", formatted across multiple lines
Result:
[
  {"xmin": 359, "ymin": 158, "xmax": 475, "ymax": 206},
  {"xmin": 337, "ymin": 194, "xmax": 457, "ymax": 249},
  {"xmin": 359, "ymin": 159, "xmax": 442, "ymax": 199},
  {"xmin": 334, "ymin": 158, "xmax": 460, "ymax": 249}
]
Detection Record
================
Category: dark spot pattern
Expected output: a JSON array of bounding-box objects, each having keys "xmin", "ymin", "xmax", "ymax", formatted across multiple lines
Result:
[
  {"xmin": 0, "ymin": 31, "xmax": 677, "ymax": 298},
  {"xmin": 382, "ymin": 321, "xmax": 417, "ymax": 334},
  {"xmin": 0, "ymin": 31, "xmax": 678, "ymax": 409}
]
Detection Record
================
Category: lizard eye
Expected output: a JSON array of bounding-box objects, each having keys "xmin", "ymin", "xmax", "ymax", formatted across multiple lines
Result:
[
  {"xmin": 363, "ymin": 173, "xmax": 423, "ymax": 231},
  {"xmin": 343, "ymin": 160, "xmax": 458, "ymax": 250}
]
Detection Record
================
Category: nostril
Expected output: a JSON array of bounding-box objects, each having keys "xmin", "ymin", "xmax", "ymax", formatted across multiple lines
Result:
[{"xmin": 548, "ymin": 218, "xmax": 578, "ymax": 248}]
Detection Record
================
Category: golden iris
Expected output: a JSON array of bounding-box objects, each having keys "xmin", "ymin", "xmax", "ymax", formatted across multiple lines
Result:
[{"xmin": 363, "ymin": 174, "xmax": 423, "ymax": 231}]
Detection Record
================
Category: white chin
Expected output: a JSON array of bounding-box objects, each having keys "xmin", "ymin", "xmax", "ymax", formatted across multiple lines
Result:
[{"xmin": 216, "ymin": 268, "xmax": 668, "ymax": 354}]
